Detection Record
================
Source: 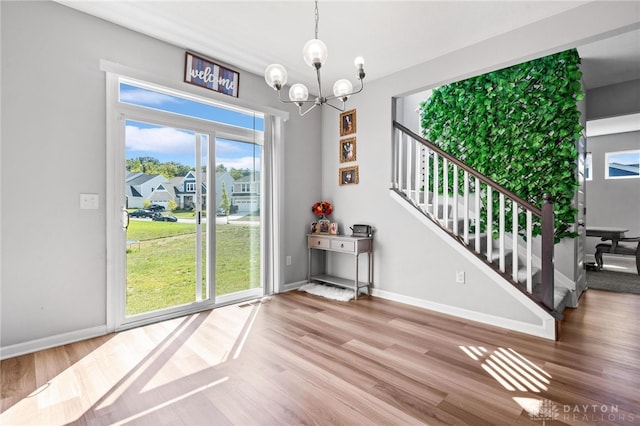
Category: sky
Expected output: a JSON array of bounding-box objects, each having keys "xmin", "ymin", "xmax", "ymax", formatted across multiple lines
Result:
[{"xmin": 121, "ymin": 83, "xmax": 263, "ymax": 171}]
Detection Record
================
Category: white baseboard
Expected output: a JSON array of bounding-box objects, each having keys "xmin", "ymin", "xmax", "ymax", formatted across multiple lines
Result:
[
  {"xmin": 371, "ymin": 288, "xmax": 556, "ymax": 340},
  {"xmin": 1, "ymin": 325, "xmax": 108, "ymax": 360},
  {"xmin": 282, "ymin": 280, "xmax": 307, "ymax": 292}
]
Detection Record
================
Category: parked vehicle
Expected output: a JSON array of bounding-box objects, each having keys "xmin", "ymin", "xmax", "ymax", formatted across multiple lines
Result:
[
  {"xmin": 217, "ymin": 205, "xmax": 238, "ymax": 216},
  {"xmin": 152, "ymin": 213, "xmax": 177, "ymax": 222},
  {"xmin": 148, "ymin": 204, "xmax": 165, "ymax": 211},
  {"xmin": 129, "ymin": 209, "xmax": 153, "ymax": 218}
]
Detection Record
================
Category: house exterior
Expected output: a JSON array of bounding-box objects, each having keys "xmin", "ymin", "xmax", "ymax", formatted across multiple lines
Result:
[
  {"xmin": 146, "ymin": 182, "xmax": 176, "ymax": 208},
  {"xmin": 232, "ymin": 172, "xmax": 260, "ymax": 214},
  {"xmin": 171, "ymin": 170, "xmax": 208, "ymax": 210},
  {"xmin": 125, "ymin": 172, "xmax": 167, "ymax": 208}
]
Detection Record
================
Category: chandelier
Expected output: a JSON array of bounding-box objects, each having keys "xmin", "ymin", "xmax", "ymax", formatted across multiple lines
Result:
[{"xmin": 264, "ymin": 0, "xmax": 366, "ymax": 116}]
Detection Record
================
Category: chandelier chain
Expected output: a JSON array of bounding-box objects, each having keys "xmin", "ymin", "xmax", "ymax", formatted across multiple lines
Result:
[{"xmin": 314, "ymin": 0, "xmax": 319, "ymax": 39}]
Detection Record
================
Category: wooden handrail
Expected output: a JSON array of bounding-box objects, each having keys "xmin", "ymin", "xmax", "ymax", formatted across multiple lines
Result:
[{"xmin": 393, "ymin": 121, "xmax": 542, "ymax": 216}]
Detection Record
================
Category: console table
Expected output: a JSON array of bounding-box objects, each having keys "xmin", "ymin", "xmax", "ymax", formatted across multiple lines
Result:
[{"xmin": 307, "ymin": 234, "xmax": 373, "ymax": 300}]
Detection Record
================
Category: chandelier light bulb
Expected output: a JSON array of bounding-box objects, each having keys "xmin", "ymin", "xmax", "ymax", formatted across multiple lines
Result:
[
  {"xmin": 333, "ymin": 79, "xmax": 353, "ymax": 99},
  {"xmin": 302, "ymin": 39, "xmax": 328, "ymax": 68},
  {"xmin": 264, "ymin": 64, "xmax": 288, "ymax": 90},
  {"xmin": 289, "ymin": 83, "xmax": 309, "ymax": 103}
]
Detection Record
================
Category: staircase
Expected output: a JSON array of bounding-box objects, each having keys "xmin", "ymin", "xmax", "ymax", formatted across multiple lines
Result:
[{"xmin": 391, "ymin": 121, "xmax": 574, "ymax": 323}]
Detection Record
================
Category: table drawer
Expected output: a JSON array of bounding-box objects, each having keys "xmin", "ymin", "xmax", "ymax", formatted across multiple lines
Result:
[
  {"xmin": 308, "ymin": 236, "xmax": 331, "ymax": 249},
  {"xmin": 331, "ymin": 239, "xmax": 355, "ymax": 252}
]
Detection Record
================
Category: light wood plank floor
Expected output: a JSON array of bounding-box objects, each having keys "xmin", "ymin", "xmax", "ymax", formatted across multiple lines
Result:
[{"xmin": 2, "ymin": 288, "xmax": 639, "ymax": 425}]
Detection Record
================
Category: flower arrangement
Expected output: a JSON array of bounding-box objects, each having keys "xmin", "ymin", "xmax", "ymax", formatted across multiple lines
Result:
[{"xmin": 312, "ymin": 201, "xmax": 333, "ymax": 217}]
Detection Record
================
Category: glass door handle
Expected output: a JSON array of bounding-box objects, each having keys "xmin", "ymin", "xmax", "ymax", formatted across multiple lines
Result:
[{"xmin": 122, "ymin": 208, "xmax": 130, "ymax": 231}]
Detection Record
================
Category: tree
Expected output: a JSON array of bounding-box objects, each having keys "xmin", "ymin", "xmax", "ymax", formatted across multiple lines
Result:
[
  {"xmin": 230, "ymin": 168, "xmax": 250, "ymax": 180},
  {"xmin": 158, "ymin": 162, "xmax": 192, "ymax": 179},
  {"xmin": 143, "ymin": 200, "xmax": 151, "ymax": 209},
  {"xmin": 167, "ymin": 199, "xmax": 178, "ymax": 212},
  {"xmin": 216, "ymin": 164, "xmax": 228, "ymax": 173},
  {"xmin": 220, "ymin": 182, "xmax": 231, "ymax": 224},
  {"xmin": 125, "ymin": 156, "xmax": 193, "ymax": 179}
]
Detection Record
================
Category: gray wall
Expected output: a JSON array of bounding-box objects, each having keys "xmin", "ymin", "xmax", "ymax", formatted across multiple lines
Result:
[
  {"xmin": 587, "ymin": 79, "xmax": 640, "ymax": 120},
  {"xmin": 585, "ymin": 131, "xmax": 640, "ymax": 255},
  {"xmin": 0, "ymin": 1, "xmax": 320, "ymax": 349}
]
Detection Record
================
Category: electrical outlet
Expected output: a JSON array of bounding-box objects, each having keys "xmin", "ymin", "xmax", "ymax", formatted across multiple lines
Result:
[
  {"xmin": 286, "ymin": 256, "xmax": 292, "ymax": 266},
  {"xmin": 456, "ymin": 271, "xmax": 465, "ymax": 284}
]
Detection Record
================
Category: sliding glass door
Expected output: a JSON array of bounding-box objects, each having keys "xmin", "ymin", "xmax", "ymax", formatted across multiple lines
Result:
[{"xmin": 108, "ymin": 76, "xmax": 266, "ymax": 330}]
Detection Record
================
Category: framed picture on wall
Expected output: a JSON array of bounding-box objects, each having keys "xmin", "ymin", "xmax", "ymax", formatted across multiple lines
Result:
[
  {"xmin": 340, "ymin": 109, "xmax": 356, "ymax": 136},
  {"xmin": 339, "ymin": 165, "xmax": 359, "ymax": 186},
  {"xmin": 339, "ymin": 137, "xmax": 357, "ymax": 163}
]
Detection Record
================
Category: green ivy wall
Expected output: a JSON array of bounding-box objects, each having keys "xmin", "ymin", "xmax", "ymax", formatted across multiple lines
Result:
[{"xmin": 420, "ymin": 49, "xmax": 583, "ymax": 242}]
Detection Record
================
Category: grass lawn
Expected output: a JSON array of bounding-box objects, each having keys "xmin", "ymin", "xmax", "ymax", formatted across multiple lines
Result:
[{"xmin": 126, "ymin": 220, "xmax": 260, "ymax": 316}]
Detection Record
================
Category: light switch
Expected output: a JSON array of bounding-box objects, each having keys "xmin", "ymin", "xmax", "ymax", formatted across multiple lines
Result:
[{"xmin": 80, "ymin": 193, "xmax": 99, "ymax": 209}]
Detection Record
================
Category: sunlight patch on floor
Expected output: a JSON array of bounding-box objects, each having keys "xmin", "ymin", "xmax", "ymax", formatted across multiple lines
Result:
[{"xmin": 459, "ymin": 345, "xmax": 551, "ymax": 392}]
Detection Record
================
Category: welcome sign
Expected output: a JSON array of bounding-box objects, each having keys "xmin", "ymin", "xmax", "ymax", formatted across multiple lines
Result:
[{"xmin": 184, "ymin": 52, "xmax": 239, "ymax": 97}]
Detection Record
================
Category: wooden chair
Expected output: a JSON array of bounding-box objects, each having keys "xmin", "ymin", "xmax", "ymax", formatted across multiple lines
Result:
[{"xmin": 595, "ymin": 237, "xmax": 640, "ymax": 275}]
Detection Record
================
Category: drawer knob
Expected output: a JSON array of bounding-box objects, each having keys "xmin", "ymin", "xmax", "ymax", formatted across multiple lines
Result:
[
  {"xmin": 341, "ymin": 243, "xmax": 344, "ymax": 248},
  {"xmin": 317, "ymin": 241, "xmax": 321, "ymax": 245}
]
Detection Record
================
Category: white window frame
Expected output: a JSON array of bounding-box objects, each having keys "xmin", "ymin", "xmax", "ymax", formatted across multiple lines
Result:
[
  {"xmin": 605, "ymin": 149, "xmax": 640, "ymax": 180},
  {"xmin": 585, "ymin": 152, "xmax": 592, "ymax": 181}
]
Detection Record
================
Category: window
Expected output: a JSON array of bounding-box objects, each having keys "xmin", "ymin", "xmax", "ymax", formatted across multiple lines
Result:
[
  {"xmin": 585, "ymin": 153, "xmax": 592, "ymax": 181},
  {"xmin": 186, "ymin": 182, "xmax": 196, "ymax": 192},
  {"xmin": 241, "ymin": 183, "xmax": 251, "ymax": 192},
  {"xmin": 605, "ymin": 150, "xmax": 640, "ymax": 179}
]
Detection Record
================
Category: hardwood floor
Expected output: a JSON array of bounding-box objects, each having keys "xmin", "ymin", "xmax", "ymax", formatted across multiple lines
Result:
[{"xmin": 2, "ymin": 289, "xmax": 639, "ymax": 425}]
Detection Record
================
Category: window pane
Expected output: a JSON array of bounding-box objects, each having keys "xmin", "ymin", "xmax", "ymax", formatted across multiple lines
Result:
[
  {"xmin": 605, "ymin": 150, "xmax": 640, "ymax": 179},
  {"xmin": 216, "ymin": 138, "xmax": 262, "ymax": 296},
  {"xmin": 119, "ymin": 82, "xmax": 264, "ymax": 131},
  {"xmin": 585, "ymin": 153, "xmax": 592, "ymax": 180}
]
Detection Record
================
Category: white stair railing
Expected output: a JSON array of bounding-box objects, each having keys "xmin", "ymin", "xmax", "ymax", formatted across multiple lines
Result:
[{"xmin": 391, "ymin": 121, "xmax": 556, "ymax": 311}]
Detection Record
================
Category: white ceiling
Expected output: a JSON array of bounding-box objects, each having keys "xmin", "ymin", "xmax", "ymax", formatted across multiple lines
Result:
[{"xmin": 55, "ymin": 1, "xmax": 639, "ymax": 92}]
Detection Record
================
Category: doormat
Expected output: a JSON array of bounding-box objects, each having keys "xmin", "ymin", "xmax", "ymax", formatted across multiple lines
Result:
[
  {"xmin": 586, "ymin": 269, "xmax": 640, "ymax": 294},
  {"xmin": 298, "ymin": 283, "xmax": 356, "ymax": 302}
]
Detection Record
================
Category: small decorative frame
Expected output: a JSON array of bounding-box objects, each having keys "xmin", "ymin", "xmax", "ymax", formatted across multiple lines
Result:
[
  {"xmin": 339, "ymin": 165, "xmax": 359, "ymax": 186},
  {"xmin": 339, "ymin": 137, "xmax": 357, "ymax": 163},
  {"xmin": 330, "ymin": 223, "xmax": 339, "ymax": 235},
  {"xmin": 310, "ymin": 222, "xmax": 318, "ymax": 234},
  {"xmin": 340, "ymin": 109, "xmax": 356, "ymax": 136},
  {"xmin": 318, "ymin": 219, "xmax": 331, "ymax": 234}
]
